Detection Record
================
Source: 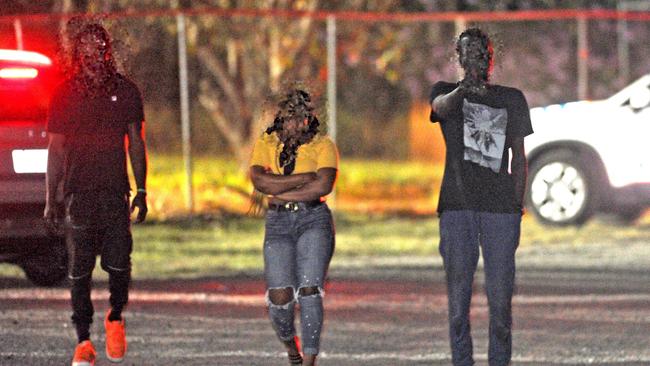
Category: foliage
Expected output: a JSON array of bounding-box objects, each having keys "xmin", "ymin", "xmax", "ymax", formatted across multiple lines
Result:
[
  {"xmin": 2, "ymin": 1, "xmax": 649, "ymax": 161},
  {"xmin": 2, "ymin": 212, "xmax": 649, "ymax": 280},
  {"xmin": 0, "ymin": 0, "xmax": 629, "ymax": 16},
  {"xmin": 142, "ymin": 154, "xmax": 443, "ymax": 218}
]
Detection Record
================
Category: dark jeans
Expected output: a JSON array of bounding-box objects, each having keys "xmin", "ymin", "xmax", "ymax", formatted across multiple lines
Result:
[
  {"xmin": 263, "ymin": 203, "xmax": 335, "ymax": 355},
  {"xmin": 439, "ymin": 210, "xmax": 521, "ymax": 366},
  {"xmin": 65, "ymin": 191, "xmax": 133, "ymax": 341}
]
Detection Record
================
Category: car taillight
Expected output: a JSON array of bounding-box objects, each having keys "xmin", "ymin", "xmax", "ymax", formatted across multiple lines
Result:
[
  {"xmin": 0, "ymin": 49, "xmax": 52, "ymax": 65},
  {"xmin": 0, "ymin": 67, "xmax": 39, "ymax": 79}
]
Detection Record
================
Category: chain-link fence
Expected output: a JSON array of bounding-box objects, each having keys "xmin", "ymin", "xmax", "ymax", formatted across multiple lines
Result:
[{"xmin": 2, "ymin": 9, "xmax": 649, "ymax": 216}]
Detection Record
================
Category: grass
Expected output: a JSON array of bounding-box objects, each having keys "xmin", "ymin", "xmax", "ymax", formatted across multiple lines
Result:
[
  {"xmin": 145, "ymin": 155, "xmax": 251, "ymax": 218},
  {"xmin": 523, "ymin": 214, "xmax": 650, "ymax": 247},
  {"xmin": 128, "ymin": 213, "xmax": 440, "ymax": 279},
  {"xmin": 144, "ymin": 155, "xmax": 444, "ymax": 218},
  {"xmin": 2, "ymin": 213, "xmax": 649, "ymax": 281},
  {"xmin": 1, "ymin": 155, "xmax": 649, "ymax": 281}
]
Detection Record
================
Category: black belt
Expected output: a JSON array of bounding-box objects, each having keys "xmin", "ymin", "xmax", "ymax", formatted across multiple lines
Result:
[{"xmin": 268, "ymin": 200, "xmax": 323, "ymax": 212}]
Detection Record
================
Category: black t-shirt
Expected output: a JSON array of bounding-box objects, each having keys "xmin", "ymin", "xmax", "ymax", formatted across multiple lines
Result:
[
  {"xmin": 429, "ymin": 81, "xmax": 533, "ymax": 214},
  {"xmin": 47, "ymin": 74, "xmax": 144, "ymax": 195}
]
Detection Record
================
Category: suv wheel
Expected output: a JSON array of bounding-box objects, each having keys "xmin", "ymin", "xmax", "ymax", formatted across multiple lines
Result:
[
  {"xmin": 527, "ymin": 149, "xmax": 599, "ymax": 226},
  {"xmin": 20, "ymin": 237, "xmax": 68, "ymax": 287}
]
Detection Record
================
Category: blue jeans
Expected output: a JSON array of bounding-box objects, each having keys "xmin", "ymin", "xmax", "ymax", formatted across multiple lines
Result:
[
  {"xmin": 439, "ymin": 210, "xmax": 521, "ymax": 366},
  {"xmin": 263, "ymin": 203, "xmax": 335, "ymax": 355}
]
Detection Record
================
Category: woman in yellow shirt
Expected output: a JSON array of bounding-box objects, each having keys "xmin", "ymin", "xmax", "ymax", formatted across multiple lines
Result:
[{"xmin": 250, "ymin": 88, "xmax": 338, "ymax": 366}]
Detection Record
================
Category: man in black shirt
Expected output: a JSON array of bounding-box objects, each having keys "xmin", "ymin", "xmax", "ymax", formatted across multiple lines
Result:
[
  {"xmin": 45, "ymin": 22, "xmax": 148, "ymax": 366},
  {"xmin": 429, "ymin": 28, "xmax": 533, "ymax": 366}
]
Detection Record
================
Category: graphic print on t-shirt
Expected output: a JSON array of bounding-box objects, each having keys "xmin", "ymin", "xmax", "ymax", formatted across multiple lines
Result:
[{"xmin": 462, "ymin": 99, "xmax": 508, "ymax": 173}]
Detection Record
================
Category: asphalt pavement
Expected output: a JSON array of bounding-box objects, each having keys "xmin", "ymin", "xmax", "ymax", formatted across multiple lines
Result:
[{"xmin": 1, "ymin": 239, "xmax": 649, "ymax": 365}]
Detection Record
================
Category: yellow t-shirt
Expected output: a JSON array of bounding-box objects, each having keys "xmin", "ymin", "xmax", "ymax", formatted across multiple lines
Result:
[{"xmin": 250, "ymin": 132, "xmax": 339, "ymax": 174}]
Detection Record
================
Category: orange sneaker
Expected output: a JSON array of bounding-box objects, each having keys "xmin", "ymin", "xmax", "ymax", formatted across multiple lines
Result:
[
  {"xmin": 71, "ymin": 340, "xmax": 96, "ymax": 366},
  {"xmin": 104, "ymin": 310, "xmax": 127, "ymax": 363}
]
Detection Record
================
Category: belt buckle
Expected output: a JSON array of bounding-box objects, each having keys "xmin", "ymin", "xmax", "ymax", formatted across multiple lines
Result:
[{"xmin": 284, "ymin": 202, "xmax": 299, "ymax": 212}]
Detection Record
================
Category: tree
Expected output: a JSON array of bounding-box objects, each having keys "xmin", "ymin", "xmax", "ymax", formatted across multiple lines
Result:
[
  {"xmin": 99, "ymin": 0, "xmax": 408, "ymax": 166},
  {"xmin": 0, "ymin": 1, "xmax": 53, "ymax": 15},
  {"xmin": 191, "ymin": 0, "xmax": 321, "ymax": 169},
  {"xmin": 37, "ymin": 0, "xmax": 632, "ymax": 164},
  {"xmin": 79, "ymin": 0, "xmax": 328, "ymax": 168}
]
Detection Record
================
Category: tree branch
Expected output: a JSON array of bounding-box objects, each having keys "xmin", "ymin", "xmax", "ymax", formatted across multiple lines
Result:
[
  {"xmin": 198, "ymin": 80, "xmax": 244, "ymax": 150},
  {"xmin": 196, "ymin": 46, "xmax": 246, "ymax": 121}
]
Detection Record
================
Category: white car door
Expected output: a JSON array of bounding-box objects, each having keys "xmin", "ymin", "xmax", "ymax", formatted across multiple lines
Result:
[{"xmin": 601, "ymin": 83, "xmax": 650, "ymax": 188}]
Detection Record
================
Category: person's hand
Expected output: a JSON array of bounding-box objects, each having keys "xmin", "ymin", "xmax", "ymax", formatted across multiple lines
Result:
[
  {"xmin": 131, "ymin": 191, "xmax": 148, "ymax": 223},
  {"xmin": 43, "ymin": 201, "xmax": 63, "ymax": 234}
]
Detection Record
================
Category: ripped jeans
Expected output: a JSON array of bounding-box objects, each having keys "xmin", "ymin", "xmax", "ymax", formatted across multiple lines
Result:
[{"xmin": 263, "ymin": 203, "xmax": 335, "ymax": 356}]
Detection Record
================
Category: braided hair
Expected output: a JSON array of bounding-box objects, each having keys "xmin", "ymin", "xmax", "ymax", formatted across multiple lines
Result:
[{"xmin": 266, "ymin": 89, "xmax": 321, "ymax": 175}]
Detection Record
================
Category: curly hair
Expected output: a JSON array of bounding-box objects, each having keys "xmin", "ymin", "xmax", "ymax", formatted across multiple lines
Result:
[
  {"xmin": 266, "ymin": 88, "xmax": 321, "ymax": 175},
  {"xmin": 70, "ymin": 22, "xmax": 119, "ymax": 97},
  {"xmin": 456, "ymin": 27, "xmax": 493, "ymax": 82}
]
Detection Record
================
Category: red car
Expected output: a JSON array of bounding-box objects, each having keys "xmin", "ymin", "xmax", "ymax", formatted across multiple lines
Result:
[{"xmin": 0, "ymin": 49, "xmax": 67, "ymax": 286}]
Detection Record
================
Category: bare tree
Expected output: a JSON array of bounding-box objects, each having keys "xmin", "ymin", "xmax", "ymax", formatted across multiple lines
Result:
[{"xmin": 189, "ymin": 0, "xmax": 321, "ymax": 169}]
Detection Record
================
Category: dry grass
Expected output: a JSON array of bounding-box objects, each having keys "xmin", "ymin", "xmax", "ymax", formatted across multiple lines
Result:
[
  {"xmin": 2, "ymin": 213, "xmax": 649, "ymax": 281},
  {"xmin": 144, "ymin": 155, "xmax": 444, "ymax": 218},
  {"xmin": 1, "ymin": 155, "xmax": 648, "ymax": 281}
]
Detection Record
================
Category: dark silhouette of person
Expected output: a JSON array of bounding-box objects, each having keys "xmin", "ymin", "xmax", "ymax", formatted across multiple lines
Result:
[
  {"xmin": 429, "ymin": 27, "xmax": 533, "ymax": 366},
  {"xmin": 45, "ymin": 21, "xmax": 148, "ymax": 366}
]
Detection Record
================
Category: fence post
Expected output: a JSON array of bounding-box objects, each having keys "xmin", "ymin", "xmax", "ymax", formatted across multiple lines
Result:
[
  {"xmin": 326, "ymin": 15, "xmax": 337, "ymax": 207},
  {"xmin": 617, "ymin": 3, "xmax": 630, "ymax": 84},
  {"xmin": 617, "ymin": 1, "xmax": 650, "ymax": 84},
  {"xmin": 577, "ymin": 15, "xmax": 589, "ymax": 100},
  {"xmin": 327, "ymin": 15, "xmax": 337, "ymax": 144},
  {"xmin": 177, "ymin": 12, "xmax": 194, "ymax": 212},
  {"xmin": 13, "ymin": 19, "xmax": 23, "ymax": 50}
]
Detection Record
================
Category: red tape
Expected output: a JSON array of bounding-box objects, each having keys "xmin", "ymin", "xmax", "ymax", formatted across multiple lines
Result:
[{"xmin": 1, "ymin": 8, "xmax": 650, "ymax": 24}]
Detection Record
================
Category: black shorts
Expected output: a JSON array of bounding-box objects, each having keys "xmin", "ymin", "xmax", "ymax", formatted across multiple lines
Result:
[{"xmin": 65, "ymin": 191, "xmax": 133, "ymax": 278}]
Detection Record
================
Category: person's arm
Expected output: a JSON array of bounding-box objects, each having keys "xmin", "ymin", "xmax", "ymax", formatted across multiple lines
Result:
[
  {"xmin": 432, "ymin": 85, "xmax": 465, "ymax": 120},
  {"xmin": 510, "ymin": 136, "xmax": 527, "ymax": 213},
  {"xmin": 510, "ymin": 89, "xmax": 533, "ymax": 214},
  {"xmin": 273, "ymin": 168, "xmax": 337, "ymax": 202},
  {"xmin": 250, "ymin": 165, "xmax": 316, "ymax": 195},
  {"xmin": 127, "ymin": 121, "xmax": 148, "ymax": 223},
  {"xmin": 44, "ymin": 133, "xmax": 66, "ymax": 228}
]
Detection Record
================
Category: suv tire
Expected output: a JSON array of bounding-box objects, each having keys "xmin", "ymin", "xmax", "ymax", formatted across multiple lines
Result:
[{"xmin": 20, "ymin": 236, "xmax": 68, "ymax": 287}]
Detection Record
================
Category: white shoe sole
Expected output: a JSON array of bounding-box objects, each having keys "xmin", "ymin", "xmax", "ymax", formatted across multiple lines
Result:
[
  {"xmin": 106, "ymin": 354, "xmax": 124, "ymax": 363},
  {"xmin": 72, "ymin": 362, "xmax": 94, "ymax": 366}
]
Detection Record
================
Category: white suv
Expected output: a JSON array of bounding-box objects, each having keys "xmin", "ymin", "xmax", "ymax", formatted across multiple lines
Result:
[
  {"xmin": 525, "ymin": 74, "xmax": 650, "ymax": 225},
  {"xmin": 0, "ymin": 49, "xmax": 67, "ymax": 285}
]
